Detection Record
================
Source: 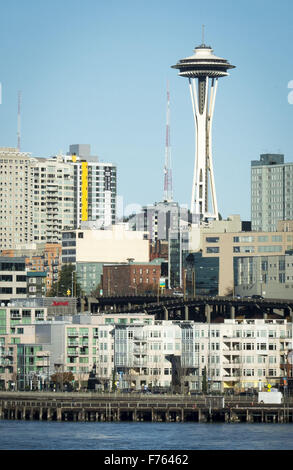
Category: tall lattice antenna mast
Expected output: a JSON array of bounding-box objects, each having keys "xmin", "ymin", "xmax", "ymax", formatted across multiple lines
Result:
[
  {"xmin": 17, "ymin": 91, "xmax": 21, "ymax": 151},
  {"xmin": 163, "ymin": 81, "xmax": 173, "ymax": 202}
]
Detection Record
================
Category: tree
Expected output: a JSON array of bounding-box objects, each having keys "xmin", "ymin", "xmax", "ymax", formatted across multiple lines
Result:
[
  {"xmin": 112, "ymin": 369, "xmax": 118, "ymax": 392},
  {"xmin": 50, "ymin": 371, "xmax": 75, "ymax": 391},
  {"xmin": 47, "ymin": 264, "xmax": 82, "ymax": 297},
  {"xmin": 202, "ymin": 366, "xmax": 208, "ymax": 394}
]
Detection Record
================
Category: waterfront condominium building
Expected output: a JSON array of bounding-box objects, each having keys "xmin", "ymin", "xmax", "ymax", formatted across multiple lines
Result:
[
  {"xmin": 251, "ymin": 154, "xmax": 293, "ymax": 232},
  {"xmin": 0, "ymin": 308, "xmax": 292, "ymax": 392},
  {"xmin": 112, "ymin": 317, "xmax": 293, "ymax": 393}
]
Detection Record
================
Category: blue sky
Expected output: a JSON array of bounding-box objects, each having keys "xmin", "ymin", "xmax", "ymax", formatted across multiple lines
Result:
[{"xmin": 0, "ymin": 0, "xmax": 293, "ymax": 221}]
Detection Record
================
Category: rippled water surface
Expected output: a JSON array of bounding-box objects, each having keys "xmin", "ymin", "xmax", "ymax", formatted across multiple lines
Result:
[{"xmin": 0, "ymin": 420, "xmax": 293, "ymax": 450}]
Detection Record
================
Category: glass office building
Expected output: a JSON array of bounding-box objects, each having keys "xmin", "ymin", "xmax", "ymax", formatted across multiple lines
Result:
[{"xmin": 184, "ymin": 252, "xmax": 219, "ymax": 296}]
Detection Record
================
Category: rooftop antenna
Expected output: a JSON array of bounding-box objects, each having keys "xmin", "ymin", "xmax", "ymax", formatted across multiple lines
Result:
[
  {"xmin": 163, "ymin": 80, "xmax": 173, "ymax": 202},
  {"xmin": 202, "ymin": 24, "xmax": 205, "ymax": 44},
  {"xmin": 17, "ymin": 91, "xmax": 21, "ymax": 151}
]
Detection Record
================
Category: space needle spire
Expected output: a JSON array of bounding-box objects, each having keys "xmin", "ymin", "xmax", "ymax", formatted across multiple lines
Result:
[
  {"xmin": 163, "ymin": 81, "xmax": 173, "ymax": 202},
  {"xmin": 172, "ymin": 35, "xmax": 235, "ymax": 222}
]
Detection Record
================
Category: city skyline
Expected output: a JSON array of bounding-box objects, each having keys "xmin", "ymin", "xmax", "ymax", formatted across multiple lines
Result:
[{"xmin": 0, "ymin": 0, "xmax": 293, "ymax": 221}]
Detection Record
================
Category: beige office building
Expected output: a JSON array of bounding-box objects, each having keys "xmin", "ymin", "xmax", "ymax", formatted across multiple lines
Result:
[
  {"xmin": 62, "ymin": 224, "xmax": 150, "ymax": 265},
  {"xmin": 200, "ymin": 227, "xmax": 293, "ymax": 296}
]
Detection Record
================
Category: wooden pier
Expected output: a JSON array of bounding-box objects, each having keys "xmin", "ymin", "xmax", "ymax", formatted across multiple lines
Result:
[{"xmin": 0, "ymin": 392, "xmax": 293, "ymax": 423}]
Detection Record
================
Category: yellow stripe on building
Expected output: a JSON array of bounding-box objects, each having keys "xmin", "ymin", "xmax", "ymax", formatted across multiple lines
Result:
[{"xmin": 81, "ymin": 162, "xmax": 88, "ymax": 221}]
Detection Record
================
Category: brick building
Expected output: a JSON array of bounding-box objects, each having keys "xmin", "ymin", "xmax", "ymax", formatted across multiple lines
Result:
[
  {"xmin": 102, "ymin": 262, "xmax": 163, "ymax": 296},
  {"xmin": 1, "ymin": 243, "xmax": 62, "ymax": 292}
]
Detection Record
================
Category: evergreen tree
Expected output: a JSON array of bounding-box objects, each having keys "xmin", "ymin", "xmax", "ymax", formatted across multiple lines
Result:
[
  {"xmin": 47, "ymin": 264, "xmax": 82, "ymax": 297},
  {"xmin": 202, "ymin": 366, "xmax": 208, "ymax": 394}
]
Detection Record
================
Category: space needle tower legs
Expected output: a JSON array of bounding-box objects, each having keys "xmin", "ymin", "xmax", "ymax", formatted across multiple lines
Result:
[
  {"xmin": 172, "ymin": 41, "xmax": 235, "ymax": 223},
  {"xmin": 188, "ymin": 75, "xmax": 219, "ymax": 218}
]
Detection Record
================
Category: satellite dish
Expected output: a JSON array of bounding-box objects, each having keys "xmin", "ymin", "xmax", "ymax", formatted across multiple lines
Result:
[{"xmin": 288, "ymin": 351, "xmax": 293, "ymax": 365}]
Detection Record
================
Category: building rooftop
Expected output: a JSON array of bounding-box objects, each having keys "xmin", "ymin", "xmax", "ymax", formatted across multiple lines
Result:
[{"xmin": 251, "ymin": 154, "xmax": 285, "ymax": 166}]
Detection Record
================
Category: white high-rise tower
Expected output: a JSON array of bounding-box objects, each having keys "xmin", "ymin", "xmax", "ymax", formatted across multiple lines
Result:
[{"xmin": 172, "ymin": 40, "xmax": 235, "ymax": 222}]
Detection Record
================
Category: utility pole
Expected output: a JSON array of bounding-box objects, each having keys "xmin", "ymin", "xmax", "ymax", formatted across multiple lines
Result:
[{"xmin": 192, "ymin": 269, "xmax": 196, "ymax": 297}]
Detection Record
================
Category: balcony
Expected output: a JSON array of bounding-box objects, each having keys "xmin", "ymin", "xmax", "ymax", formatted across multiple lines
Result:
[
  {"xmin": 133, "ymin": 334, "xmax": 147, "ymax": 342},
  {"xmin": 67, "ymin": 341, "xmax": 78, "ymax": 346},
  {"xmin": 133, "ymin": 359, "xmax": 148, "ymax": 367},
  {"xmin": 223, "ymin": 368, "xmax": 241, "ymax": 377},
  {"xmin": 3, "ymin": 350, "xmax": 14, "ymax": 357},
  {"xmin": 67, "ymin": 349, "xmax": 79, "ymax": 356},
  {"xmin": 133, "ymin": 347, "xmax": 147, "ymax": 354},
  {"xmin": 67, "ymin": 331, "xmax": 78, "ymax": 337}
]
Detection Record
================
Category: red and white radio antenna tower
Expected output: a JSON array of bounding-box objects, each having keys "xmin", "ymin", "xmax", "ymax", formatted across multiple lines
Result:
[
  {"xmin": 163, "ymin": 81, "xmax": 173, "ymax": 202},
  {"xmin": 17, "ymin": 90, "xmax": 21, "ymax": 151}
]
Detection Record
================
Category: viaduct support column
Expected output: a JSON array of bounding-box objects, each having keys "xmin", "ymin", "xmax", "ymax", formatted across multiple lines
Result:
[
  {"xmin": 185, "ymin": 305, "xmax": 189, "ymax": 321},
  {"xmin": 230, "ymin": 305, "xmax": 235, "ymax": 320},
  {"xmin": 205, "ymin": 304, "xmax": 211, "ymax": 323},
  {"xmin": 163, "ymin": 307, "xmax": 168, "ymax": 321}
]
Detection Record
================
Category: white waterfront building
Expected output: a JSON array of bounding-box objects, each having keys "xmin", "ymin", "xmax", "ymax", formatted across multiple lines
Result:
[
  {"xmin": 1, "ymin": 308, "xmax": 292, "ymax": 392},
  {"xmin": 114, "ymin": 318, "xmax": 293, "ymax": 393}
]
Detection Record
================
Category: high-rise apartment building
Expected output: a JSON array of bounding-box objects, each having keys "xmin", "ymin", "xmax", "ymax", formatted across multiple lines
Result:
[
  {"xmin": 31, "ymin": 154, "xmax": 75, "ymax": 243},
  {"xmin": 0, "ymin": 148, "xmax": 75, "ymax": 248},
  {"xmin": 66, "ymin": 144, "xmax": 117, "ymax": 229},
  {"xmin": 0, "ymin": 148, "xmax": 34, "ymax": 248},
  {"xmin": 251, "ymin": 154, "xmax": 293, "ymax": 231},
  {"xmin": 0, "ymin": 145, "xmax": 117, "ymax": 249}
]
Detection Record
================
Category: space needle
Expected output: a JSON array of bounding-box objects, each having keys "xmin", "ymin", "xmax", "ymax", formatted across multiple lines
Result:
[{"xmin": 172, "ymin": 34, "xmax": 235, "ymax": 222}]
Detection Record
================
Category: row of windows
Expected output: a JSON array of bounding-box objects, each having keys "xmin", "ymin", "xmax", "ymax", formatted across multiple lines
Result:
[{"xmin": 207, "ymin": 245, "xmax": 284, "ymax": 255}]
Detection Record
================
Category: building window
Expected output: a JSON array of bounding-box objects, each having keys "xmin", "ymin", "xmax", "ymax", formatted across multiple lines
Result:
[
  {"xmin": 233, "ymin": 246, "xmax": 255, "ymax": 253},
  {"xmin": 272, "ymin": 235, "xmax": 282, "ymax": 242},
  {"xmin": 258, "ymin": 245, "xmax": 282, "ymax": 253},
  {"xmin": 258, "ymin": 236, "xmax": 268, "ymax": 242},
  {"xmin": 233, "ymin": 236, "xmax": 254, "ymax": 243},
  {"xmin": 206, "ymin": 247, "xmax": 219, "ymax": 253},
  {"xmin": 206, "ymin": 237, "xmax": 219, "ymax": 243}
]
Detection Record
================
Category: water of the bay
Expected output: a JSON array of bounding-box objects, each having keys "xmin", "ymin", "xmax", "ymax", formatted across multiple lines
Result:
[{"xmin": 0, "ymin": 420, "xmax": 293, "ymax": 450}]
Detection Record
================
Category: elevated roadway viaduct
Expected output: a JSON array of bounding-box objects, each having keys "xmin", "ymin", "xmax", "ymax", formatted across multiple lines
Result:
[{"xmin": 86, "ymin": 295, "xmax": 293, "ymax": 323}]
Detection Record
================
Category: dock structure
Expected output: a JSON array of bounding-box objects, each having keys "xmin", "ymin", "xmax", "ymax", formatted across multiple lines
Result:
[{"xmin": 0, "ymin": 392, "xmax": 293, "ymax": 423}]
